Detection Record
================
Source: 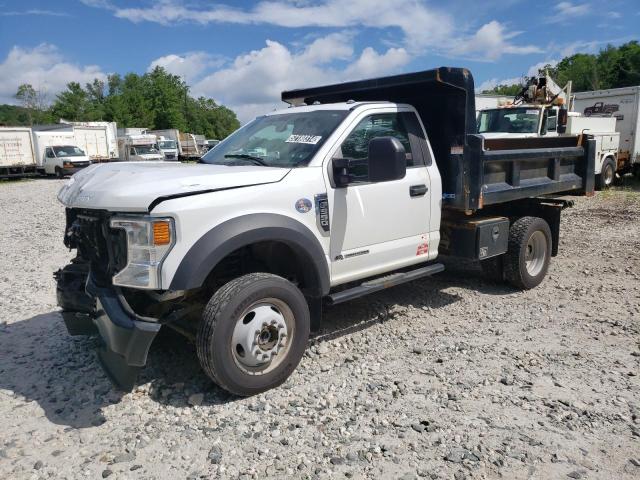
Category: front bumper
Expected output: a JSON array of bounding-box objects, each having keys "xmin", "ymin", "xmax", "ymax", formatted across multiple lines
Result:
[
  {"xmin": 60, "ymin": 164, "xmax": 90, "ymax": 176},
  {"xmin": 55, "ymin": 263, "xmax": 161, "ymax": 390}
]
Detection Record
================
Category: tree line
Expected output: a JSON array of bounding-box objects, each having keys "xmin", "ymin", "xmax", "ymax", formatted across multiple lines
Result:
[
  {"xmin": 483, "ymin": 40, "xmax": 640, "ymax": 96},
  {"xmin": 2, "ymin": 67, "xmax": 240, "ymax": 140}
]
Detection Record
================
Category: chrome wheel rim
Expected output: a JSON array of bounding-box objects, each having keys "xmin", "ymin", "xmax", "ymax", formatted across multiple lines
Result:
[
  {"xmin": 525, "ymin": 230, "xmax": 547, "ymax": 277},
  {"xmin": 231, "ymin": 298, "xmax": 294, "ymax": 375},
  {"xmin": 604, "ymin": 164, "xmax": 614, "ymax": 186}
]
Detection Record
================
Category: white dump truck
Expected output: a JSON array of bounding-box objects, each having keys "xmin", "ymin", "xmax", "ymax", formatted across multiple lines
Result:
[
  {"xmin": 55, "ymin": 67, "xmax": 597, "ymax": 395},
  {"xmin": 573, "ymin": 86, "xmax": 640, "ymax": 179},
  {"xmin": 147, "ymin": 129, "xmax": 201, "ymax": 160},
  {"xmin": 117, "ymin": 134, "xmax": 164, "ymax": 162},
  {"xmin": 0, "ymin": 126, "xmax": 38, "ymax": 179},
  {"xmin": 31, "ymin": 129, "xmax": 91, "ymax": 177}
]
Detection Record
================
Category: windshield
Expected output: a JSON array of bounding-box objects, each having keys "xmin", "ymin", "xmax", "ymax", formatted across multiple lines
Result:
[
  {"xmin": 200, "ymin": 110, "xmax": 349, "ymax": 167},
  {"xmin": 158, "ymin": 140, "xmax": 176, "ymax": 149},
  {"xmin": 135, "ymin": 145, "xmax": 159, "ymax": 155},
  {"xmin": 53, "ymin": 146, "xmax": 85, "ymax": 157},
  {"xmin": 477, "ymin": 108, "xmax": 540, "ymax": 134}
]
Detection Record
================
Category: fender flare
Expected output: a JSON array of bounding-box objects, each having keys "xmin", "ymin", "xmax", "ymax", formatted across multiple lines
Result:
[{"xmin": 168, "ymin": 213, "xmax": 330, "ymax": 295}]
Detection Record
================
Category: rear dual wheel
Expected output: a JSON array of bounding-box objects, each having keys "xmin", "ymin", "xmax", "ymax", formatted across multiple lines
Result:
[
  {"xmin": 197, "ymin": 273, "xmax": 310, "ymax": 396},
  {"xmin": 481, "ymin": 216, "xmax": 552, "ymax": 290}
]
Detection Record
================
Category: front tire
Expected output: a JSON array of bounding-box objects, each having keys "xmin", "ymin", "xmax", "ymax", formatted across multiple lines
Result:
[
  {"xmin": 504, "ymin": 217, "xmax": 552, "ymax": 290},
  {"xmin": 197, "ymin": 273, "xmax": 310, "ymax": 396},
  {"xmin": 55, "ymin": 167, "xmax": 64, "ymax": 179}
]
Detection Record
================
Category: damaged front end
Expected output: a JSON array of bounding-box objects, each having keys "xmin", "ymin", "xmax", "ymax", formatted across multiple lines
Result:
[{"xmin": 55, "ymin": 208, "xmax": 192, "ymax": 390}]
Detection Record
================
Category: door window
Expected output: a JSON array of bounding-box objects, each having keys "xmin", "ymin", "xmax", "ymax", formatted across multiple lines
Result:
[
  {"xmin": 45, "ymin": 148, "xmax": 54, "ymax": 158},
  {"xmin": 130, "ymin": 147, "xmax": 136, "ymax": 155},
  {"xmin": 337, "ymin": 112, "xmax": 422, "ymax": 183}
]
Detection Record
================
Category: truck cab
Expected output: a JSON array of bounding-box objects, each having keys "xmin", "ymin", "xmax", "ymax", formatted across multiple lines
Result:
[
  {"xmin": 156, "ymin": 136, "xmax": 179, "ymax": 161},
  {"xmin": 55, "ymin": 67, "xmax": 595, "ymax": 397},
  {"xmin": 42, "ymin": 145, "xmax": 91, "ymax": 178},
  {"xmin": 477, "ymin": 104, "xmax": 561, "ymax": 138},
  {"xmin": 117, "ymin": 134, "xmax": 164, "ymax": 162}
]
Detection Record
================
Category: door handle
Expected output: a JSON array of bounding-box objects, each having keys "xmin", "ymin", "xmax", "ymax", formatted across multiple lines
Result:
[{"xmin": 410, "ymin": 184, "xmax": 428, "ymax": 197}]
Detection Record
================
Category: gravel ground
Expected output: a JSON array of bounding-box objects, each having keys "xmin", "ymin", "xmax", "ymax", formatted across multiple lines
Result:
[{"xmin": 0, "ymin": 178, "xmax": 639, "ymax": 480}]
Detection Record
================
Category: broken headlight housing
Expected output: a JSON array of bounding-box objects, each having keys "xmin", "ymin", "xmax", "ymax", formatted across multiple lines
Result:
[{"xmin": 109, "ymin": 216, "xmax": 175, "ymax": 289}]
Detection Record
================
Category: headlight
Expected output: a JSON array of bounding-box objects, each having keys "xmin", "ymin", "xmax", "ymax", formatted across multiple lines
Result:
[{"xmin": 109, "ymin": 217, "xmax": 175, "ymax": 289}]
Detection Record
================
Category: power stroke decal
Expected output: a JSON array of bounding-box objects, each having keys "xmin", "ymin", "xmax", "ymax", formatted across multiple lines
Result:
[{"xmin": 315, "ymin": 193, "xmax": 330, "ymax": 233}]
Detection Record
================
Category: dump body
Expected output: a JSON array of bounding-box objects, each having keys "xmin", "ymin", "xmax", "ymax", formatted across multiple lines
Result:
[
  {"xmin": 573, "ymin": 86, "xmax": 640, "ymax": 171},
  {"xmin": 0, "ymin": 127, "xmax": 37, "ymax": 178},
  {"xmin": 282, "ymin": 67, "xmax": 594, "ymax": 212}
]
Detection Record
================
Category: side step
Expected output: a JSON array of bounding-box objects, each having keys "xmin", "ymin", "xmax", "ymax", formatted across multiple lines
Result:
[{"xmin": 327, "ymin": 263, "xmax": 445, "ymax": 305}]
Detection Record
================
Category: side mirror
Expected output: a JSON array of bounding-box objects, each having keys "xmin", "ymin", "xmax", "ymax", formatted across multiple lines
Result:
[
  {"xmin": 368, "ymin": 137, "xmax": 406, "ymax": 183},
  {"xmin": 557, "ymin": 107, "xmax": 568, "ymax": 134}
]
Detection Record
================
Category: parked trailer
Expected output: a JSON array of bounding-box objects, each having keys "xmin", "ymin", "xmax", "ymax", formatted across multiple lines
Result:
[
  {"xmin": 62, "ymin": 121, "xmax": 118, "ymax": 162},
  {"xmin": 147, "ymin": 129, "xmax": 201, "ymax": 160},
  {"xmin": 573, "ymin": 86, "xmax": 640, "ymax": 177},
  {"xmin": 0, "ymin": 127, "xmax": 37, "ymax": 179}
]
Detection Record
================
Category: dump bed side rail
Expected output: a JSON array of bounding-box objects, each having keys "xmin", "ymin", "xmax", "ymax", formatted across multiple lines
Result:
[{"xmin": 466, "ymin": 135, "xmax": 596, "ymax": 209}]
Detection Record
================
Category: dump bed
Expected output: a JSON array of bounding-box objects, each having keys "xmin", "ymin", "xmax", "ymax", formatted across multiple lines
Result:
[{"xmin": 282, "ymin": 67, "xmax": 595, "ymax": 212}]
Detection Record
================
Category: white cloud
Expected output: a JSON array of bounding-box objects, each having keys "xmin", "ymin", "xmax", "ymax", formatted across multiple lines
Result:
[
  {"xmin": 0, "ymin": 44, "xmax": 106, "ymax": 104},
  {"xmin": 547, "ymin": 2, "xmax": 591, "ymax": 23},
  {"xmin": 451, "ymin": 21, "xmax": 542, "ymax": 61},
  {"xmin": 86, "ymin": 0, "xmax": 538, "ymax": 61},
  {"xmin": 170, "ymin": 34, "xmax": 410, "ymax": 122},
  {"xmin": 0, "ymin": 9, "xmax": 70, "ymax": 17},
  {"xmin": 148, "ymin": 52, "xmax": 224, "ymax": 83}
]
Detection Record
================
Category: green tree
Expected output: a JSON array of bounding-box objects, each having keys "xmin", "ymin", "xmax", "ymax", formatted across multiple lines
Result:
[
  {"xmin": 51, "ymin": 82, "xmax": 90, "ymax": 121},
  {"xmin": 482, "ymin": 84, "xmax": 522, "ymax": 96},
  {"xmin": 14, "ymin": 84, "xmax": 50, "ymax": 125}
]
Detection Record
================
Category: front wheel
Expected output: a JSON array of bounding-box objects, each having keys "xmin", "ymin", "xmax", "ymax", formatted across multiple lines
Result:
[
  {"xmin": 504, "ymin": 217, "xmax": 552, "ymax": 290},
  {"xmin": 197, "ymin": 273, "xmax": 310, "ymax": 396}
]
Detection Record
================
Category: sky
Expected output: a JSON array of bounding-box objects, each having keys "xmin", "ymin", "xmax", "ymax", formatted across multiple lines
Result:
[{"xmin": 0, "ymin": 0, "xmax": 638, "ymax": 122}]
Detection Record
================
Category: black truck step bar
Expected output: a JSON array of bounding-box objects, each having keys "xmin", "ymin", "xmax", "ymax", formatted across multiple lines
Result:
[{"xmin": 328, "ymin": 263, "xmax": 445, "ymax": 305}]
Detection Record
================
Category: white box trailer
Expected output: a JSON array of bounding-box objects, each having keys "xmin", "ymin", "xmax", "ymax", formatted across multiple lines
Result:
[
  {"xmin": 147, "ymin": 129, "xmax": 201, "ymax": 159},
  {"xmin": 573, "ymin": 86, "xmax": 640, "ymax": 176},
  {"xmin": 0, "ymin": 127, "xmax": 37, "ymax": 178},
  {"xmin": 62, "ymin": 121, "xmax": 118, "ymax": 161}
]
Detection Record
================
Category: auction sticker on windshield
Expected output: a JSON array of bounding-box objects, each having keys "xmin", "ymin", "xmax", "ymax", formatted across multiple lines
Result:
[{"xmin": 286, "ymin": 134, "xmax": 322, "ymax": 144}]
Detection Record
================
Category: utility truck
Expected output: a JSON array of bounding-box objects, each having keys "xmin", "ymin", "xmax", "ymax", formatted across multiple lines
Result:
[
  {"xmin": 117, "ymin": 134, "xmax": 164, "ymax": 162},
  {"xmin": 573, "ymin": 86, "xmax": 640, "ymax": 179},
  {"xmin": 0, "ymin": 127, "xmax": 38, "ymax": 178},
  {"xmin": 477, "ymin": 74, "xmax": 620, "ymax": 188},
  {"xmin": 31, "ymin": 130, "xmax": 91, "ymax": 177},
  {"xmin": 147, "ymin": 129, "xmax": 201, "ymax": 160},
  {"xmin": 55, "ymin": 68, "xmax": 595, "ymax": 395}
]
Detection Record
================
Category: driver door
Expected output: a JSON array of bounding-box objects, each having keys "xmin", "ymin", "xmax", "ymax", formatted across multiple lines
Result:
[{"xmin": 326, "ymin": 108, "xmax": 432, "ymax": 285}]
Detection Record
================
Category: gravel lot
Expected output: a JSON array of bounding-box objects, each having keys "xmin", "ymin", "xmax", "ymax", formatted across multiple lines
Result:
[{"xmin": 0, "ymin": 178, "xmax": 639, "ymax": 480}]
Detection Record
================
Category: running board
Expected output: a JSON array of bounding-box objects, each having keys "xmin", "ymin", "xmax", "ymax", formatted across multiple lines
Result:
[{"xmin": 327, "ymin": 263, "xmax": 445, "ymax": 305}]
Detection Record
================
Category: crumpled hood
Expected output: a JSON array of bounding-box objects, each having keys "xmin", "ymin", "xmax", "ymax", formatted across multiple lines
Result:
[{"xmin": 58, "ymin": 161, "xmax": 290, "ymax": 212}]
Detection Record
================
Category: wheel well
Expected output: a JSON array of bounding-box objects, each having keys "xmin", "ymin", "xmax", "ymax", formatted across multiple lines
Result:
[{"xmin": 202, "ymin": 240, "xmax": 321, "ymax": 296}]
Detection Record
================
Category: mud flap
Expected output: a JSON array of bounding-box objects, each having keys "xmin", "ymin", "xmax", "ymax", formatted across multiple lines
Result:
[{"xmin": 97, "ymin": 346, "xmax": 143, "ymax": 392}]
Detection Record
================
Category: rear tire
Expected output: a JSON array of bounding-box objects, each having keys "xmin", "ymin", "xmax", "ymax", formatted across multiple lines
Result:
[
  {"xmin": 596, "ymin": 158, "xmax": 615, "ymax": 190},
  {"xmin": 504, "ymin": 217, "xmax": 552, "ymax": 290},
  {"xmin": 197, "ymin": 273, "xmax": 310, "ymax": 396}
]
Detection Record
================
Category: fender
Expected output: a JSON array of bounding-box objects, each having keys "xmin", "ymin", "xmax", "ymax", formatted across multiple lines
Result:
[{"xmin": 169, "ymin": 213, "xmax": 330, "ymax": 295}]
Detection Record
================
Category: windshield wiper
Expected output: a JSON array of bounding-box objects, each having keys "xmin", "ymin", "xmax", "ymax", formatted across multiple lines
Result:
[{"xmin": 223, "ymin": 154, "xmax": 268, "ymax": 166}]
